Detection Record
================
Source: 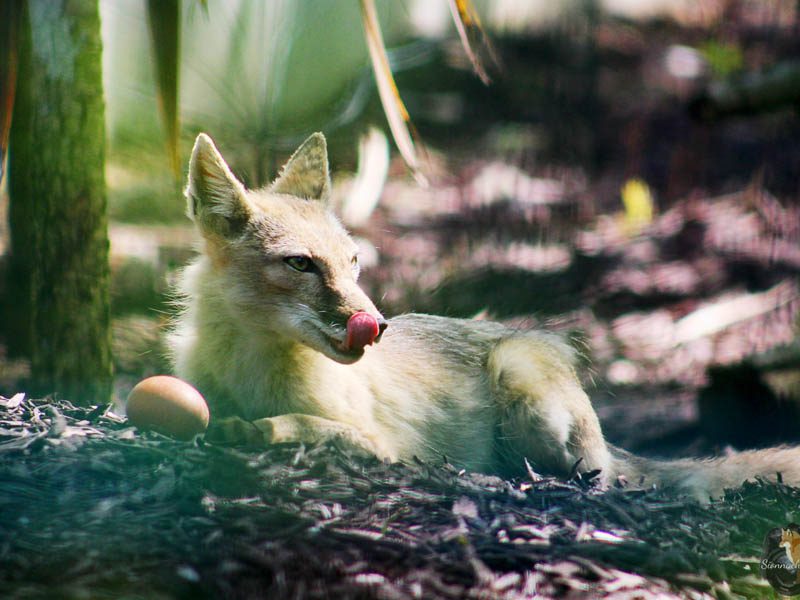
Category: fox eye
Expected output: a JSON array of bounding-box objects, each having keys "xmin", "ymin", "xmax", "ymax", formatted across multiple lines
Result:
[
  {"xmin": 351, "ymin": 255, "xmax": 359, "ymax": 267},
  {"xmin": 284, "ymin": 256, "xmax": 315, "ymax": 273}
]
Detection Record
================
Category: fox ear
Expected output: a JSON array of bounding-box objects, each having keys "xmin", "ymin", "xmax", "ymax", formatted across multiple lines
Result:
[
  {"xmin": 186, "ymin": 133, "xmax": 251, "ymax": 238},
  {"xmin": 271, "ymin": 132, "xmax": 331, "ymax": 201}
]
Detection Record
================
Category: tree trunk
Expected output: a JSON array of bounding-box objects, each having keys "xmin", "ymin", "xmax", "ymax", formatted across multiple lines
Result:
[{"xmin": 7, "ymin": 0, "xmax": 112, "ymax": 405}]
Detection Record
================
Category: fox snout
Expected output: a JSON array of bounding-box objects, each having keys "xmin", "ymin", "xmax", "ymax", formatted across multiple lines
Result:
[
  {"xmin": 376, "ymin": 316, "xmax": 388, "ymax": 341},
  {"xmin": 345, "ymin": 312, "xmax": 388, "ymax": 352}
]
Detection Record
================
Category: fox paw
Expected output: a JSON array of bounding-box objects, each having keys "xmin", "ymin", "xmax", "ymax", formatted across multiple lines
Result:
[
  {"xmin": 206, "ymin": 413, "xmax": 389, "ymax": 460},
  {"xmin": 206, "ymin": 416, "xmax": 268, "ymax": 446}
]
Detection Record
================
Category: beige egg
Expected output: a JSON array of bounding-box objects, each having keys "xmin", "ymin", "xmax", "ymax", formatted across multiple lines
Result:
[{"xmin": 126, "ymin": 375, "xmax": 210, "ymax": 440}]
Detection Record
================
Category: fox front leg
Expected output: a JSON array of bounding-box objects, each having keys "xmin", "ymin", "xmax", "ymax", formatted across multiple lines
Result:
[{"xmin": 208, "ymin": 414, "xmax": 389, "ymax": 459}]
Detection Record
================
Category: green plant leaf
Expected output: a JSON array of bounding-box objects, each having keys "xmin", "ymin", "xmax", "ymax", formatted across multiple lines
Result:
[
  {"xmin": 620, "ymin": 178, "xmax": 654, "ymax": 235},
  {"xmin": 700, "ymin": 40, "xmax": 744, "ymax": 79},
  {"xmin": 359, "ymin": 0, "xmax": 427, "ymax": 186},
  {"xmin": 146, "ymin": 0, "xmax": 181, "ymax": 181},
  {"xmin": 447, "ymin": 0, "xmax": 500, "ymax": 85}
]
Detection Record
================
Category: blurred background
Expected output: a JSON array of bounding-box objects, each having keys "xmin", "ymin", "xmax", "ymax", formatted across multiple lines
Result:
[{"xmin": 2, "ymin": 0, "xmax": 800, "ymax": 460}]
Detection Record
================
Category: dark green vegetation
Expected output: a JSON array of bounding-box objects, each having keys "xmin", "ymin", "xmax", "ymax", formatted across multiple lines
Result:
[
  {"xmin": 1, "ymin": 395, "xmax": 796, "ymax": 599},
  {"xmin": 6, "ymin": 0, "xmax": 112, "ymax": 405}
]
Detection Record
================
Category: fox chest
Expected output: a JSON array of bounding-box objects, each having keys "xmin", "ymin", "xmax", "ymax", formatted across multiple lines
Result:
[{"xmin": 221, "ymin": 346, "xmax": 379, "ymax": 428}]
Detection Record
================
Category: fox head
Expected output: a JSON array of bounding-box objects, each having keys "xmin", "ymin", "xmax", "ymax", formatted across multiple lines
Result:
[{"xmin": 185, "ymin": 132, "xmax": 386, "ymax": 364}]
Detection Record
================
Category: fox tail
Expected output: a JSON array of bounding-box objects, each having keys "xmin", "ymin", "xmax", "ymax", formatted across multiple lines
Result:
[{"xmin": 611, "ymin": 445, "xmax": 800, "ymax": 501}]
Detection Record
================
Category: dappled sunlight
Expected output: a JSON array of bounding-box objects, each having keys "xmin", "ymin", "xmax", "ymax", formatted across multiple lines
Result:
[
  {"xmin": 601, "ymin": 261, "xmax": 702, "ymax": 296},
  {"xmin": 3, "ymin": 1, "xmax": 800, "ymax": 597},
  {"xmin": 467, "ymin": 161, "xmax": 569, "ymax": 207},
  {"xmin": 466, "ymin": 241, "xmax": 572, "ymax": 273}
]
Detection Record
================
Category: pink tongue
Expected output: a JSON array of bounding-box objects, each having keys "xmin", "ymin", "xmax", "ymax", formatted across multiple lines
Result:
[{"xmin": 346, "ymin": 312, "xmax": 380, "ymax": 351}]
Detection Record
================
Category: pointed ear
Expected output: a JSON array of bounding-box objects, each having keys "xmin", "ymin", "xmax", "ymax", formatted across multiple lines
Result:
[
  {"xmin": 271, "ymin": 132, "xmax": 331, "ymax": 201},
  {"xmin": 185, "ymin": 133, "xmax": 251, "ymax": 239}
]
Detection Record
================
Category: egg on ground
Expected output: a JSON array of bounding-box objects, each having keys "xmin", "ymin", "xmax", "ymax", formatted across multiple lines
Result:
[{"xmin": 126, "ymin": 375, "xmax": 210, "ymax": 440}]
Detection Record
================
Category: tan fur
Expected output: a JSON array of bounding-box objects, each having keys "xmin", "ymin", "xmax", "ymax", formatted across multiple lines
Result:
[
  {"xmin": 780, "ymin": 528, "xmax": 800, "ymax": 565},
  {"xmin": 168, "ymin": 132, "xmax": 800, "ymax": 502}
]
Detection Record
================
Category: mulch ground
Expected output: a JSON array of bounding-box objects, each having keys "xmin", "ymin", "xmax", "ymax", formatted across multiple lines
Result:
[{"xmin": 1, "ymin": 395, "xmax": 796, "ymax": 599}]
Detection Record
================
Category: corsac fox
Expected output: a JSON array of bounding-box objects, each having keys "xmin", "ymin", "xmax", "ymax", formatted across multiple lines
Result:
[{"xmin": 168, "ymin": 132, "xmax": 800, "ymax": 501}]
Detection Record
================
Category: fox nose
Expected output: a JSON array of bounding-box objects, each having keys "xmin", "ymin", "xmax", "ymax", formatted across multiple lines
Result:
[{"xmin": 375, "ymin": 316, "xmax": 388, "ymax": 342}]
